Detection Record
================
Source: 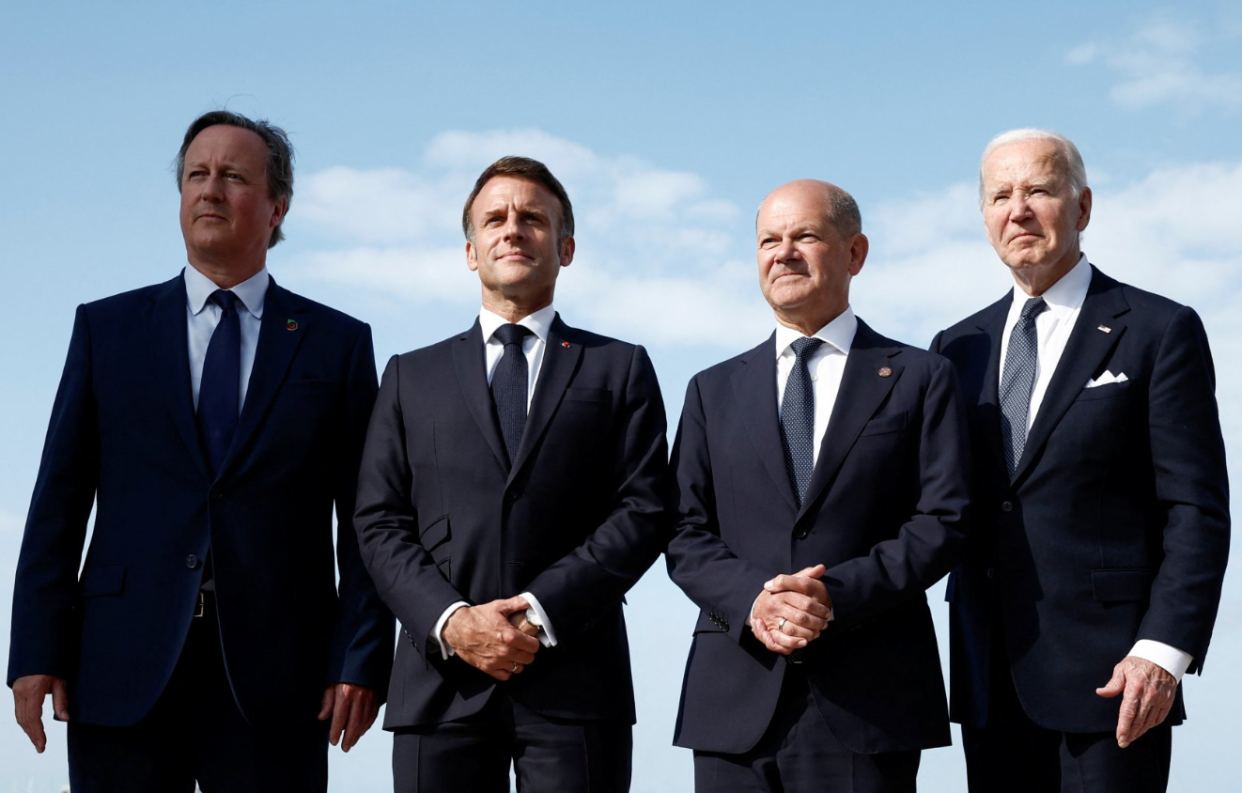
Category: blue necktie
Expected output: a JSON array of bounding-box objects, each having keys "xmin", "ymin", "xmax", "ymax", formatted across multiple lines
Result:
[
  {"xmin": 780, "ymin": 337, "xmax": 825, "ymax": 505},
  {"xmin": 198, "ymin": 290, "xmax": 241, "ymax": 476},
  {"xmin": 999, "ymin": 296, "xmax": 1048, "ymax": 479},
  {"xmin": 492, "ymin": 324, "xmax": 532, "ymax": 465}
]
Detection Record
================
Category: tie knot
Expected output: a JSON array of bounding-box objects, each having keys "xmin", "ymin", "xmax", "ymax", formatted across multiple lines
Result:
[
  {"xmin": 1019, "ymin": 296, "xmax": 1048, "ymax": 324},
  {"xmin": 790, "ymin": 336, "xmax": 824, "ymax": 361},
  {"xmin": 494, "ymin": 323, "xmax": 531, "ymax": 347},
  {"xmin": 210, "ymin": 290, "xmax": 240, "ymax": 314}
]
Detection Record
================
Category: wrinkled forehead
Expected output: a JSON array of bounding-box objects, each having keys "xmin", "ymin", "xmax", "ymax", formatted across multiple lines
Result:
[{"xmin": 982, "ymin": 142, "xmax": 1069, "ymax": 187}]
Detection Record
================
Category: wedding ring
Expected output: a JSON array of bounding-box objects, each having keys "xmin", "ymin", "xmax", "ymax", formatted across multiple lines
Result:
[
  {"xmin": 512, "ymin": 662, "xmax": 520, "ymax": 673},
  {"xmin": 777, "ymin": 618, "xmax": 787, "ymax": 632}
]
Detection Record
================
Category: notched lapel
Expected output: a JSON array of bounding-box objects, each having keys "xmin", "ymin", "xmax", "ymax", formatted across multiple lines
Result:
[
  {"xmin": 146, "ymin": 277, "xmax": 211, "ymax": 481},
  {"xmin": 452, "ymin": 321, "xmax": 510, "ymax": 472},
  {"xmin": 731, "ymin": 335, "xmax": 799, "ymax": 511},
  {"xmin": 511, "ymin": 316, "xmax": 582, "ymax": 480},
  {"xmin": 1013, "ymin": 270, "xmax": 1129, "ymax": 483},
  {"xmin": 222, "ymin": 283, "xmax": 306, "ymax": 477},
  {"xmin": 799, "ymin": 329, "xmax": 901, "ymax": 520}
]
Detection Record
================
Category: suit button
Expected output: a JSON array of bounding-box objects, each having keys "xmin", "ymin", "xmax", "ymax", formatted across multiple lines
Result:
[
  {"xmin": 1001, "ymin": 500, "xmax": 1013, "ymax": 512},
  {"xmin": 212, "ymin": 492, "xmax": 224, "ymax": 502},
  {"xmin": 986, "ymin": 567, "xmax": 995, "ymax": 579},
  {"xmin": 794, "ymin": 529, "xmax": 809, "ymax": 540},
  {"xmin": 186, "ymin": 554, "xmax": 199, "ymax": 569},
  {"xmin": 505, "ymin": 491, "xmax": 520, "ymax": 503}
]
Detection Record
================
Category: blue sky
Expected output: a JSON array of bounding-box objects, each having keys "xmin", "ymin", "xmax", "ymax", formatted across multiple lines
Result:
[{"xmin": 3, "ymin": 1, "xmax": 1241, "ymax": 790}]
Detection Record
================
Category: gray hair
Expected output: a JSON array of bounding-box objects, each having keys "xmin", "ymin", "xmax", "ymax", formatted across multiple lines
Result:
[
  {"xmin": 175, "ymin": 110, "xmax": 295, "ymax": 248},
  {"xmin": 978, "ymin": 128, "xmax": 1087, "ymax": 208},
  {"xmin": 755, "ymin": 182, "xmax": 862, "ymax": 238}
]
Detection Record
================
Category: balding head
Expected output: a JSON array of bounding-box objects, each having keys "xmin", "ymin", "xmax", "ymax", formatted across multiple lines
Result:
[{"xmin": 758, "ymin": 180, "xmax": 862, "ymax": 239}]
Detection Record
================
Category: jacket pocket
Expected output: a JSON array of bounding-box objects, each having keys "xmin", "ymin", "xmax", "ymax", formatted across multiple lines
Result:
[
  {"xmin": 565, "ymin": 387, "xmax": 610, "ymax": 403},
  {"xmin": 1091, "ymin": 568, "xmax": 1153, "ymax": 603},
  {"xmin": 859, "ymin": 411, "xmax": 911, "ymax": 436},
  {"xmin": 79, "ymin": 563, "xmax": 126, "ymax": 598}
]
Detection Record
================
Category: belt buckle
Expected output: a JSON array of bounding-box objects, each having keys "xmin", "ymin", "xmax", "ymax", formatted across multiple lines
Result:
[{"xmin": 194, "ymin": 591, "xmax": 205, "ymax": 618}]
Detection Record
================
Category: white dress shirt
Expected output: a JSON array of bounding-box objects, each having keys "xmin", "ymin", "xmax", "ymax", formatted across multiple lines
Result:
[
  {"xmin": 185, "ymin": 264, "xmax": 268, "ymax": 411},
  {"xmin": 1000, "ymin": 254, "xmax": 1192, "ymax": 681},
  {"xmin": 431, "ymin": 305, "xmax": 560, "ymax": 659}
]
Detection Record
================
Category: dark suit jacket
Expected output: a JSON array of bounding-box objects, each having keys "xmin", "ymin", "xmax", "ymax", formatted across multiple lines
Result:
[
  {"xmin": 7, "ymin": 273, "xmax": 394, "ymax": 728},
  {"xmin": 931, "ymin": 265, "xmax": 1230, "ymax": 733},
  {"xmin": 666, "ymin": 319, "xmax": 970, "ymax": 755},
  {"xmin": 354, "ymin": 315, "xmax": 668, "ymax": 729}
]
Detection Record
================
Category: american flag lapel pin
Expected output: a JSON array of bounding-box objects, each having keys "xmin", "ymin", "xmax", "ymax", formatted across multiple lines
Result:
[
  {"xmin": 1097, "ymin": 325, "xmax": 1111, "ymax": 334},
  {"xmin": 286, "ymin": 319, "xmax": 299, "ymax": 331}
]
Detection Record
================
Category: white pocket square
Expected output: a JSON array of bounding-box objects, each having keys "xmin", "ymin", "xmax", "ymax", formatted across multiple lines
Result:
[{"xmin": 1085, "ymin": 370, "xmax": 1128, "ymax": 388}]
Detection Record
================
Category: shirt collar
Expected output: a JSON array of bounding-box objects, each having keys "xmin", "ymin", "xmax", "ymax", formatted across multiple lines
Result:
[
  {"xmin": 479, "ymin": 304, "xmax": 556, "ymax": 344},
  {"xmin": 1009, "ymin": 253, "xmax": 1091, "ymax": 318},
  {"xmin": 184, "ymin": 265, "xmax": 269, "ymax": 318},
  {"xmin": 774, "ymin": 306, "xmax": 858, "ymax": 359}
]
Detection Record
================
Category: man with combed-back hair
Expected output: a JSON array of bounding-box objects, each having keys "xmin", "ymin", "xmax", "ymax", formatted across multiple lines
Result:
[
  {"xmin": 931, "ymin": 128, "xmax": 1229, "ymax": 792},
  {"xmin": 355, "ymin": 155, "xmax": 669, "ymax": 792},
  {"xmin": 8, "ymin": 110, "xmax": 393, "ymax": 792}
]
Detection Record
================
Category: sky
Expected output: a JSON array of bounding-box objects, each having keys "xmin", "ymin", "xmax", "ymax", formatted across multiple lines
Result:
[{"xmin": 2, "ymin": 1, "xmax": 1241, "ymax": 790}]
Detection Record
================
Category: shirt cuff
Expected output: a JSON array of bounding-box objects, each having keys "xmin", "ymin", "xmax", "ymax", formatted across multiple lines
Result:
[
  {"xmin": 430, "ymin": 601, "xmax": 470, "ymax": 659},
  {"xmin": 521, "ymin": 592, "xmax": 557, "ymax": 647},
  {"xmin": 1129, "ymin": 639, "xmax": 1193, "ymax": 682}
]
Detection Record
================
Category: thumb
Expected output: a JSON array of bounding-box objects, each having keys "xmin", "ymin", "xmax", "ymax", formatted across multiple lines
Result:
[
  {"xmin": 51, "ymin": 678, "xmax": 70, "ymax": 722},
  {"xmin": 317, "ymin": 686, "xmax": 335, "ymax": 720},
  {"xmin": 1095, "ymin": 667, "xmax": 1125, "ymax": 698},
  {"xmin": 798, "ymin": 564, "xmax": 826, "ymax": 580},
  {"xmin": 497, "ymin": 595, "xmax": 531, "ymax": 616}
]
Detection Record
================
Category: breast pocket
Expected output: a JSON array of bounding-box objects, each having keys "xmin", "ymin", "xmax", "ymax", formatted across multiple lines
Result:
[
  {"xmin": 1076, "ymin": 380, "xmax": 1133, "ymax": 402},
  {"xmin": 859, "ymin": 411, "xmax": 911, "ymax": 436},
  {"xmin": 564, "ymin": 387, "xmax": 611, "ymax": 404}
]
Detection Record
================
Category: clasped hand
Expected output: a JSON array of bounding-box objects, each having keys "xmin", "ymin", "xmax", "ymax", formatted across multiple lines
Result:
[
  {"xmin": 443, "ymin": 596, "xmax": 541, "ymax": 681},
  {"xmin": 750, "ymin": 564, "xmax": 832, "ymax": 654}
]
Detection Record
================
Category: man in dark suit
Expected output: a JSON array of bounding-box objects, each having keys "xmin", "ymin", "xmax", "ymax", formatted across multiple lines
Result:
[
  {"xmin": 665, "ymin": 179, "xmax": 970, "ymax": 793},
  {"xmin": 931, "ymin": 129, "xmax": 1230, "ymax": 792},
  {"xmin": 354, "ymin": 156, "xmax": 669, "ymax": 792},
  {"xmin": 8, "ymin": 110, "xmax": 394, "ymax": 792}
]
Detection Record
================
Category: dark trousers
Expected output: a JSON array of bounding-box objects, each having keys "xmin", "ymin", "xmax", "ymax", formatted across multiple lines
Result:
[
  {"xmin": 693, "ymin": 670, "xmax": 920, "ymax": 793},
  {"xmin": 392, "ymin": 689, "xmax": 632, "ymax": 793},
  {"xmin": 963, "ymin": 625, "xmax": 1172, "ymax": 793},
  {"xmin": 67, "ymin": 594, "xmax": 328, "ymax": 793}
]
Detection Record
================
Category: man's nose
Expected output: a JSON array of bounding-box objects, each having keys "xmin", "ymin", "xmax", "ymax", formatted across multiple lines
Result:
[{"xmin": 1008, "ymin": 193, "xmax": 1032, "ymax": 220}]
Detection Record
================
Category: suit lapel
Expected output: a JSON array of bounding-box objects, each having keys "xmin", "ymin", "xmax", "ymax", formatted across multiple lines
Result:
[
  {"xmin": 146, "ymin": 275, "xmax": 212, "ymax": 481},
  {"xmin": 451, "ymin": 320, "xmax": 510, "ymax": 472},
  {"xmin": 1013, "ymin": 267, "xmax": 1129, "ymax": 483},
  {"xmin": 222, "ymin": 281, "xmax": 307, "ymax": 477},
  {"xmin": 731, "ymin": 335, "xmax": 799, "ymax": 511},
  {"xmin": 511, "ymin": 315, "xmax": 582, "ymax": 481},
  {"xmin": 798, "ymin": 321, "xmax": 900, "ymax": 521},
  {"xmin": 973, "ymin": 295, "xmax": 1012, "ymax": 486}
]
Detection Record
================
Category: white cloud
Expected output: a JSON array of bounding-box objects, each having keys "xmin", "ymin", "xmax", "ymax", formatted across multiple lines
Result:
[{"xmin": 1067, "ymin": 17, "xmax": 1242, "ymax": 114}]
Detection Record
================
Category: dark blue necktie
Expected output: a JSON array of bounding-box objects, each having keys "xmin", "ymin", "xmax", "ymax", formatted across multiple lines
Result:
[
  {"xmin": 999, "ymin": 296, "xmax": 1048, "ymax": 479},
  {"xmin": 492, "ymin": 324, "xmax": 532, "ymax": 465},
  {"xmin": 780, "ymin": 336, "xmax": 825, "ymax": 505},
  {"xmin": 198, "ymin": 290, "xmax": 241, "ymax": 476}
]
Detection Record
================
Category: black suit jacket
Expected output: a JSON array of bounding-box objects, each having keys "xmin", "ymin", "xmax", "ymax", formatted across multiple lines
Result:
[
  {"xmin": 7, "ymin": 274, "xmax": 394, "ymax": 727},
  {"xmin": 931, "ymin": 265, "xmax": 1230, "ymax": 733},
  {"xmin": 666, "ymin": 319, "xmax": 970, "ymax": 755},
  {"xmin": 354, "ymin": 315, "xmax": 669, "ymax": 729}
]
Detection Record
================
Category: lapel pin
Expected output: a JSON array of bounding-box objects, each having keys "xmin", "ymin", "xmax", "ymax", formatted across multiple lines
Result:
[
  {"xmin": 561, "ymin": 341, "xmax": 570, "ymax": 348},
  {"xmin": 878, "ymin": 366, "xmax": 892, "ymax": 378},
  {"xmin": 1097, "ymin": 325, "xmax": 1111, "ymax": 334},
  {"xmin": 286, "ymin": 319, "xmax": 299, "ymax": 331}
]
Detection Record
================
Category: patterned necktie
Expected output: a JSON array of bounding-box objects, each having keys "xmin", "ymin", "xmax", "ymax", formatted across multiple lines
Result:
[
  {"xmin": 999, "ymin": 296, "xmax": 1048, "ymax": 479},
  {"xmin": 492, "ymin": 323, "xmax": 532, "ymax": 465},
  {"xmin": 780, "ymin": 336, "xmax": 825, "ymax": 505},
  {"xmin": 197, "ymin": 290, "xmax": 241, "ymax": 476}
]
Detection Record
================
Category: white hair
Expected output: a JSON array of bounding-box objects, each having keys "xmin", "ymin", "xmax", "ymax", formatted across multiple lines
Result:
[{"xmin": 978, "ymin": 128, "xmax": 1088, "ymax": 208}]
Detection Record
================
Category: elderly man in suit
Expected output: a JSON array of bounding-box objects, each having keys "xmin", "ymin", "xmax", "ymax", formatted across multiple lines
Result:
[
  {"xmin": 931, "ymin": 128, "xmax": 1230, "ymax": 792},
  {"xmin": 665, "ymin": 179, "xmax": 970, "ymax": 793},
  {"xmin": 8, "ymin": 110, "xmax": 394, "ymax": 792},
  {"xmin": 354, "ymin": 156, "xmax": 669, "ymax": 792}
]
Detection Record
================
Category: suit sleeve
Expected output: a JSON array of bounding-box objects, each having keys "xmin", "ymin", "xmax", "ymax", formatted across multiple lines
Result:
[
  {"xmin": 7, "ymin": 306, "xmax": 99, "ymax": 686},
  {"xmin": 325, "ymin": 324, "xmax": 395, "ymax": 692},
  {"xmin": 665, "ymin": 375, "xmax": 776, "ymax": 644},
  {"xmin": 820, "ymin": 355, "xmax": 971, "ymax": 628},
  {"xmin": 521, "ymin": 345, "xmax": 671, "ymax": 641},
  {"xmin": 1137, "ymin": 306, "xmax": 1229, "ymax": 672},
  {"xmin": 354, "ymin": 354, "xmax": 472, "ymax": 659}
]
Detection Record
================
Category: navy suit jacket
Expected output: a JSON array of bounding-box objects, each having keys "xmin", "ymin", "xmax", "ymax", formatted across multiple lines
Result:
[
  {"xmin": 666, "ymin": 319, "xmax": 970, "ymax": 755},
  {"xmin": 931, "ymin": 266, "xmax": 1230, "ymax": 733},
  {"xmin": 354, "ymin": 315, "xmax": 669, "ymax": 729},
  {"xmin": 7, "ymin": 274, "xmax": 394, "ymax": 728}
]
